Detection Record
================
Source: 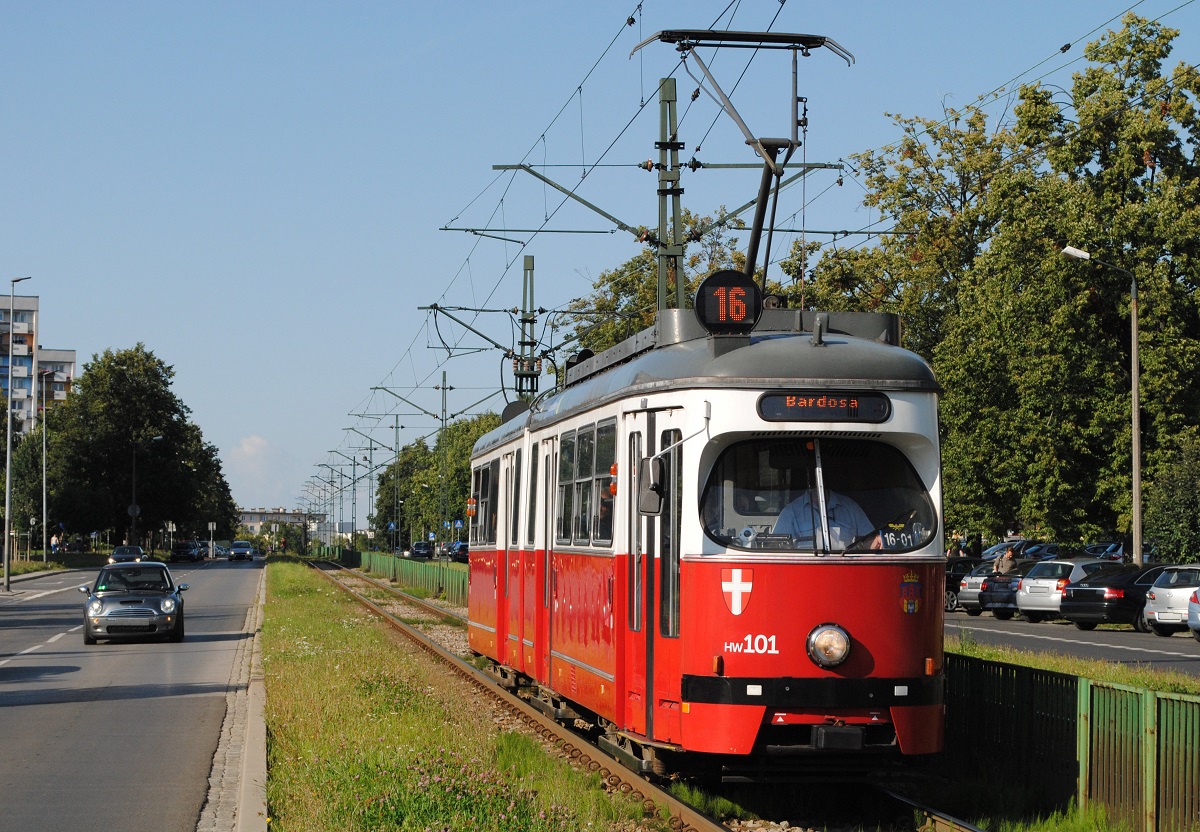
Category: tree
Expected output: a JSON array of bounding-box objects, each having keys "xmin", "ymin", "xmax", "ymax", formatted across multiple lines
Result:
[
  {"xmin": 796, "ymin": 14, "xmax": 1200, "ymax": 549},
  {"xmin": 48, "ymin": 344, "xmax": 239, "ymax": 545}
]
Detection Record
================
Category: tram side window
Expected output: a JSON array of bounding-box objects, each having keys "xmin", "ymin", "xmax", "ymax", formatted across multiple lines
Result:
[
  {"xmin": 700, "ymin": 437, "xmax": 937, "ymax": 554},
  {"xmin": 627, "ymin": 433, "xmax": 642, "ymax": 632},
  {"xmin": 593, "ymin": 421, "xmax": 616, "ymax": 545},
  {"xmin": 470, "ymin": 467, "xmax": 482, "ymax": 545},
  {"xmin": 660, "ymin": 429, "xmax": 682, "ymax": 638},
  {"xmin": 573, "ymin": 427, "xmax": 595, "ymax": 545},
  {"xmin": 525, "ymin": 448, "xmax": 538, "ymax": 547},
  {"xmin": 473, "ymin": 462, "xmax": 498, "ymax": 546},
  {"xmin": 510, "ymin": 449, "xmax": 522, "ymax": 547},
  {"xmin": 556, "ymin": 433, "xmax": 575, "ymax": 545}
]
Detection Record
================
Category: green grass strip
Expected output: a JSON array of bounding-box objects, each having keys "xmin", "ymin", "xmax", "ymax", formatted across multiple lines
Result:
[{"xmin": 263, "ymin": 559, "xmax": 664, "ymax": 831}]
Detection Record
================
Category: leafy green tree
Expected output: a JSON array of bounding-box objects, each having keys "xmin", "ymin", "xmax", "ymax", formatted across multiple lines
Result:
[
  {"xmin": 1144, "ymin": 428, "xmax": 1200, "ymax": 560},
  {"xmin": 47, "ymin": 344, "xmax": 239, "ymax": 545},
  {"xmin": 796, "ymin": 14, "xmax": 1200, "ymax": 548}
]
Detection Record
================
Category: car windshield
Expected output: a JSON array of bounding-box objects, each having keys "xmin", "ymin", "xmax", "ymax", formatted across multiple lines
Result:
[
  {"xmin": 97, "ymin": 567, "xmax": 170, "ymax": 591},
  {"xmin": 701, "ymin": 437, "xmax": 936, "ymax": 554},
  {"xmin": 112, "ymin": 546, "xmax": 140, "ymax": 555},
  {"xmin": 232, "ymin": 541, "xmax": 251, "ymax": 548}
]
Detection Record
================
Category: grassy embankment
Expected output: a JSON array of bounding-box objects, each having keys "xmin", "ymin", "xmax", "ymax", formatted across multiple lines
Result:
[{"xmin": 263, "ymin": 558, "xmax": 668, "ymax": 831}]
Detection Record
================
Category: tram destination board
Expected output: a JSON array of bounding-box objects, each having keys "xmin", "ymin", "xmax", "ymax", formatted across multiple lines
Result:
[{"xmin": 758, "ymin": 391, "xmax": 891, "ymax": 422}]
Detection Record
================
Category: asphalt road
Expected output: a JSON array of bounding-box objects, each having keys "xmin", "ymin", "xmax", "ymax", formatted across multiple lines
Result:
[
  {"xmin": 0, "ymin": 558, "xmax": 263, "ymax": 832},
  {"xmin": 945, "ymin": 608, "xmax": 1200, "ymax": 676}
]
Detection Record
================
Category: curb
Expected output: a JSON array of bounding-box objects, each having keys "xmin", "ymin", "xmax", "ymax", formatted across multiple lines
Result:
[{"xmin": 238, "ymin": 568, "xmax": 268, "ymax": 832}]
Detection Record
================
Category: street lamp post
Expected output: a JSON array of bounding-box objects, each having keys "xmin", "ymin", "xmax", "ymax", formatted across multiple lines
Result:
[
  {"xmin": 4, "ymin": 275, "xmax": 32, "ymax": 591},
  {"xmin": 1061, "ymin": 246, "xmax": 1142, "ymax": 566},
  {"xmin": 39, "ymin": 368, "xmax": 52, "ymax": 562}
]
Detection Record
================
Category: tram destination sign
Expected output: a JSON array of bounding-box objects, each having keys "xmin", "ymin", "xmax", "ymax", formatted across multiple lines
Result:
[{"xmin": 758, "ymin": 391, "xmax": 891, "ymax": 422}]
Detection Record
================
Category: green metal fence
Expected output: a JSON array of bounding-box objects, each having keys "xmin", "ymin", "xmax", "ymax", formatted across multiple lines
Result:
[
  {"xmin": 945, "ymin": 654, "xmax": 1200, "ymax": 832},
  {"xmin": 358, "ymin": 551, "xmax": 468, "ymax": 607}
]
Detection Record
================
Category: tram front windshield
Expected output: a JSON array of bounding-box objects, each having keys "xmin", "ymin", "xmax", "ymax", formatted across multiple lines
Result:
[{"xmin": 701, "ymin": 437, "xmax": 936, "ymax": 554}]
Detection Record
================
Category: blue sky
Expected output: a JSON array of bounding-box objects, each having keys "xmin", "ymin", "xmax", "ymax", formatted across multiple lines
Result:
[{"xmin": 2, "ymin": 1, "xmax": 1196, "ymax": 526}]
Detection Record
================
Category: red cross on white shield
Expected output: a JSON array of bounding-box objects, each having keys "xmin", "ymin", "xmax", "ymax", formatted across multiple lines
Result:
[{"xmin": 721, "ymin": 568, "xmax": 753, "ymax": 615}]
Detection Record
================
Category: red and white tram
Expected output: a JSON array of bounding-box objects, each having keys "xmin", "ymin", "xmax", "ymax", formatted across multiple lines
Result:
[{"xmin": 467, "ymin": 270, "xmax": 945, "ymax": 776}]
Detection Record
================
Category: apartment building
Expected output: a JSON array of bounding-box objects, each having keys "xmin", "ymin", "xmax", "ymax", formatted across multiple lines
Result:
[{"xmin": 0, "ymin": 295, "xmax": 77, "ymax": 434}]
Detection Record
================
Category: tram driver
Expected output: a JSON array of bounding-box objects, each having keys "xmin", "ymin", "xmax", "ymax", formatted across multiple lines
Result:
[{"xmin": 773, "ymin": 489, "xmax": 881, "ymax": 551}]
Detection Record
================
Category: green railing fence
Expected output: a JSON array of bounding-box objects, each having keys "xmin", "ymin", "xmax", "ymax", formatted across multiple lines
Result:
[
  {"xmin": 358, "ymin": 551, "xmax": 467, "ymax": 607},
  {"xmin": 945, "ymin": 654, "xmax": 1200, "ymax": 832}
]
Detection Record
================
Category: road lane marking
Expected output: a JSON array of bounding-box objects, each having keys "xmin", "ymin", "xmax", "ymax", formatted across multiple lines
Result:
[
  {"xmin": 47, "ymin": 632, "xmax": 64, "ymax": 643},
  {"xmin": 949, "ymin": 622, "xmax": 1200, "ymax": 660},
  {"xmin": 12, "ymin": 585, "xmax": 82, "ymax": 602}
]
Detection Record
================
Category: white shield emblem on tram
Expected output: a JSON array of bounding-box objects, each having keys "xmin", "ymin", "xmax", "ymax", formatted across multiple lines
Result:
[{"xmin": 721, "ymin": 568, "xmax": 753, "ymax": 616}]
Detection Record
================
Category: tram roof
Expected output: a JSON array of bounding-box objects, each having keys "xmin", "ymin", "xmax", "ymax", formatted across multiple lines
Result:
[{"xmin": 474, "ymin": 308, "xmax": 937, "ymax": 456}]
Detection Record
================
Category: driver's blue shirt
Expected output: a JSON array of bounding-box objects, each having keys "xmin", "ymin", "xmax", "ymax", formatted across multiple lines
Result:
[{"xmin": 772, "ymin": 491, "xmax": 876, "ymax": 550}]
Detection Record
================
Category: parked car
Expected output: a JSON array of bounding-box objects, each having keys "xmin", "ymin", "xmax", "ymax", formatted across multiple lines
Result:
[
  {"xmin": 978, "ymin": 560, "xmax": 1039, "ymax": 620},
  {"xmin": 1015, "ymin": 558, "xmax": 1122, "ymax": 623},
  {"xmin": 409, "ymin": 540, "xmax": 433, "ymax": 559},
  {"xmin": 944, "ymin": 557, "xmax": 984, "ymax": 611},
  {"xmin": 169, "ymin": 541, "xmax": 202, "ymax": 562},
  {"xmin": 108, "ymin": 545, "xmax": 148, "ymax": 564},
  {"xmin": 1188, "ymin": 590, "xmax": 1200, "ymax": 643},
  {"xmin": 958, "ymin": 561, "xmax": 999, "ymax": 616},
  {"xmin": 1060, "ymin": 564, "xmax": 1170, "ymax": 631},
  {"xmin": 1143, "ymin": 565, "xmax": 1200, "ymax": 636},
  {"xmin": 228, "ymin": 541, "xmax": 255, "ymax": 561},
  {"xmin": 79, "ymin": 562, "xmax": 188, "ymax": 644},
  {"xmin": 447, "ymin": 541, "xmax": 469, "ymax": 563}
]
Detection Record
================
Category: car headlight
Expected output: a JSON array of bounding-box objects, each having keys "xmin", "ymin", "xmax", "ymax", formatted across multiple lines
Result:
[
  {"xmin": 807, "ymin": 623, "xmax": 851, "ymax": 668},
  {"xmin": 161, "ymin": 598, "xmax": 176, "ymax": 614},
  {"xmin": 88, "ymin": 600, "xmax": 104, "ymax": 616}
]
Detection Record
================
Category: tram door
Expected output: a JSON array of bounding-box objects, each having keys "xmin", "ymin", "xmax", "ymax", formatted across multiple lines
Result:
[{"xmin": 624, "ymin": 410, "xmax": 684, "ymax": 744}]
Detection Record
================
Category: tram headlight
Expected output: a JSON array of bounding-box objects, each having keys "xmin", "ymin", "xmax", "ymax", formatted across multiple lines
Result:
[{"xmin": 806, "ymin": 624, "xmax": 851, "ymax": 668}]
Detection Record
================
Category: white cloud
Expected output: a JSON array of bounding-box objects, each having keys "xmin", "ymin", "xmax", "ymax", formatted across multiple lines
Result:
[{"xmin": 225, "ymin": 435, "xmax": 297, "ymax": 509}]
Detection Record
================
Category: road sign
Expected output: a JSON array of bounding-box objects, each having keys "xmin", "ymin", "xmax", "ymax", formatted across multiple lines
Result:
[
  {"xmin": 428, "ymin": 532, "xmax": 435, "ymax": 541},
  {"xmin": 454, "ymin": 520, "xmax": 463, "ymax": 529},
  {"xmin": 208, "ymin": 521, "xmax": 216, "ymax": 531}
]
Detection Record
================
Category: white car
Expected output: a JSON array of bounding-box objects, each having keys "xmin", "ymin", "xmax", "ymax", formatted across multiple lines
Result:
[
  {"xmin": 228, "ymin": 541, "xmax": 255, "ymax": 561},
  {"xmin": 1015, "ymin": 558, "xmax": 1122, "ymax": 623},
  {"xmin": 1143, "ymin": 565, "xmax": 1200, "ymax": 636}
]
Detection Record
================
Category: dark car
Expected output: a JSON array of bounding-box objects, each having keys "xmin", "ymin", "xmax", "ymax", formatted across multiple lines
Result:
[
  {"xmin": 944, "ymin": 557, "xmax": 984, "ymax": 612},
  {"xmin": 108, "ymin": 545, "xmax": 148, "ymax": 564},
  {"xmin": 80, "ymin": 562, "xmax": 188, "ymax": 644},
  {"xmin": 409, "ymin": 540, "xmax": 433, "ymax": 559},
  {"xmin": 169, "ymin": 541, "xmax": 202, "ymax": 562},
  {"xmin": 978, "ymin": 560, "xmax": 1038, "ymax": 620},
  {"xmin": 1060, "ymin": 564, "xmax": 1170, "ymax": 631},
  {"xmin": 447, "ymin": 541, "xmax": 469, "ymax": 563}
]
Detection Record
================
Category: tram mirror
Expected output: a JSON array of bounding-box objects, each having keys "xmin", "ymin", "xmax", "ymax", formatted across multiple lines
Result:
[{"xmin": 638, "ymin": 458, "xmax": 665, "ymax": 515}]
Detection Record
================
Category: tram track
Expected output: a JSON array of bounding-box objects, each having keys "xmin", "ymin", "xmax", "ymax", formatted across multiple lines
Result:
[{"xmin": 309, "ymin": 560, "xmax": 984, "ymax": 832}]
